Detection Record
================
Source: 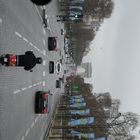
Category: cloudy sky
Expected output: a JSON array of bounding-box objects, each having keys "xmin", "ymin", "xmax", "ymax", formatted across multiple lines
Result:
[{"xmin": 83, "ymin": 0, "xmax": 140, "ymax": 137}]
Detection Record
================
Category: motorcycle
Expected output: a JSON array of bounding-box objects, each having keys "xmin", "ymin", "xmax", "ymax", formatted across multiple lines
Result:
[
  {"xmin": 0, "ymin": 54, "xmax": 33, "ymax": 72},
  {"xmin": 0, "ymin": 54, "xmax": 17, "ymax": 66}
]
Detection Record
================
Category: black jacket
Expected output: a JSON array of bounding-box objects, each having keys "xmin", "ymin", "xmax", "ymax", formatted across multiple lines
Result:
[{"xmin": 18, "ymin": 51, "xmax": 37, "ymax": 71}]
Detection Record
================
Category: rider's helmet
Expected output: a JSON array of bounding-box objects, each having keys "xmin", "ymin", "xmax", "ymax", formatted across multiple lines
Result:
[{"xmin": 36, "ymin": 57, "xmax": 43, "ymax": 64}]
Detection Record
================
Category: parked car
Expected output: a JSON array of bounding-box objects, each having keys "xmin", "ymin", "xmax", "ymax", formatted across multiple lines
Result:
[
  {"xmin": 35, "ymin": 91, "xmax": 52, "ymax": 114},
  {"xmin": 49, "ymin": 61, "xmax": 54, "ymax": 73},
  {"xmin": 48, "ymin": 37, "xmax": 57, "ymax": 51},
  {"xmin": 56, "ymin": 80, "xmax": 61, "ymax": 88}
]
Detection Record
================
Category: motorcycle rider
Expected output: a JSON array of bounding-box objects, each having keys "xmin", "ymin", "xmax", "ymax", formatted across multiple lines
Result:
[
  {"xmin": 17, "ymin": 51, "xmax": 43, "ymax": 71},
  {"xmin": 0, "ymin": 51, "xmax": 43, "ymax": 72}
]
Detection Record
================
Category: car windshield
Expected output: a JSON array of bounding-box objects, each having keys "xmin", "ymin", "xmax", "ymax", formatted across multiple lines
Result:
[{"xmin": 58, "ymin": 64, "xmax": 60, "ymax": 71}]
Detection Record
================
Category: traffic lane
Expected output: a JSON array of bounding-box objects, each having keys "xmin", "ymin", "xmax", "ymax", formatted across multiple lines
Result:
[
  {"xmin": 0, "ymin": 0, "xmax": 48, "ymax": 56},
  {"xmin": 0, "ymin": 1, "xmax": 63, "ymax": 140},
  {"xmin": 0, "ymin": 1, "xmax": 48, "ymax": 140}
]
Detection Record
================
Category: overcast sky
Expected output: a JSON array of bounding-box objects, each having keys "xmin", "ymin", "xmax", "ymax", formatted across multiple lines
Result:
[{"xmin": 83, "ymin": 0, "xmax": 140, "ymax": 138}]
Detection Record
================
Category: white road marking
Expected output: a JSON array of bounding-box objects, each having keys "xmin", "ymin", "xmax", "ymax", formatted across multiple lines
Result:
[
  {"xmin": 22, "ymin": 87, "xmax": 27, "ymax": 91},
  {"xmin": 34, "ymin": 5, "xmax": 43, "ymax": 21},
  {"xmin": 28, "ymin": 85, "xmax": 32, "ymax": 88},
  {"xmin": 40, "ymin": 135, "xmax": 43, "ymax": 140},
  {"xmin": 43, "ymin": 50, "xmax": 46, "ymax": 56},
  {"xmin": 23, "ymin": 37, "xmax": 28, "ymax": 43},
  {"xmin": 15, "ymin": 32, "xmax": 22, "ymax": 38},
  {"xmin": 31, "ymin": 122, "xmax": 34, "ymax": 128},
  {"xmin": 35, "ymin": 117, "xmax": 38, "ymax": 123},
  {"xmin": 0, "ymin": 18, "xmax": 2, "ymax": 24},
  {"xmin": 15, "ymin": 31, "xmax": 42, "ymax": 54},
  {"xmin": 13, "ymin": 90, "xmax": 20, "ymax": 94},
  {"xmin": 43, "ymin": 28, "xmax": 46, "ymax": 35},
  {"xmin": 43, "ymin": 60, "xmax": 46, "ymax": 66},
  {"xmin": 33, "ymin": 84, "xmax": 36, "ymax": 87},
  {"xmin": 43, "ymin": 71, "xmax": 46, "ymax": 77},
  {"xmin": 42, "ymin": 81, "xmax": 45, "ymax": 86},
  {"xmin": 43, "ymin": 38, "xmax": 45, "ymax": 46},
  {"xmin": 21, "ymin": 136, "xmax": 24, "ymax": 140},
  {"xmin": 33, "ymin": 45, "xmax": 37, "ymax": 49},
  {"xmin": 25, "ymin": 128, "xmax": 30, "ymax": 137},
  {"xmin": 29, "ymin": 42, "xmax": 33, "ymax": 46}
]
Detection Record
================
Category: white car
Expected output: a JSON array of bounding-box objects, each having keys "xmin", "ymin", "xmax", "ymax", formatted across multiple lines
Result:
[{"xmin": 55, "ymin": 61, "xmax": 62, "ymax": 74}]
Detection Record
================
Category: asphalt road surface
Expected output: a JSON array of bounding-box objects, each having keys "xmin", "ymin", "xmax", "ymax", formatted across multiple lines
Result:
[{"xmin": 0, "ymin": 0, "xmax": 65, "ymax": 140}]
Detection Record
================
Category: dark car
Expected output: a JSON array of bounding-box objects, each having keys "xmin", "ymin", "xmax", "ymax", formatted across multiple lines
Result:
[
  {"xmin": 49, "ymin": 61, "xmax": 54, "ymax": 73},
  {"xmin": 35, "ymin": 91, "xmax": 52, "ymax": 114},
  {"xmin": 48, "ymin": 37, "xmax": 57, "ymax": 51},
  {"xmin": 30, "ymin": 0, "xmax": 52, "ymax": 6},
  {"xmin": 56, "ymin": 80, "xmax": 61, "ymax": 88}
]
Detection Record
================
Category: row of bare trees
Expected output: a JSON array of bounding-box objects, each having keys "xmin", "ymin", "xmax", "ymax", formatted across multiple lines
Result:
[{"xmin": 72, "ymin": 76, "xmax": 139, "ymax": 140}]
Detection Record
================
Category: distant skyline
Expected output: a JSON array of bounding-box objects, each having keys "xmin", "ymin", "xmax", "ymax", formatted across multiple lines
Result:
[{"xmin": 83, "ymin": 0, "xmax": 140, "ymax": 138}]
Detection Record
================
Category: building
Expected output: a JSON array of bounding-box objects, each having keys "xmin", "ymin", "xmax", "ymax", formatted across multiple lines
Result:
[{"xmin": 76, "ymin": 62, "xmax": 92, "ymax": 78}]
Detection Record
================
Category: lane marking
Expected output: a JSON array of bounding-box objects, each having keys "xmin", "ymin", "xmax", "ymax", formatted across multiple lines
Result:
[
  {"xmin": 43, "ymin": 71, "xmax": 46, "ymax": 77},
  {"xmin": 33, "ymin": 45, "xmax": 36, "ymax": 49},
  {"xmin": 22, "ymin": 87, "xmax": 27, "ymax": 91},
  {"xmin": 43, "ymin": 28, "xmax": 46, "ymax": 35},
  {"xmin": 25, "ymin": 128, "xmax": 30, "ymax": 137},
  {"xmin": 28, "ymin": 85, "xmax": 32, "ymax": 88},
  {"xmin": 43, "ymin": 60, "xmax": 46, "ymax": 66},
  {"xmin": 40, "ymin": 135, "xmax": 43, "ymax": 140},
  {"xmin": 35, "ymin": 117, "xmax": 38, "ymax": 123},
  {"xmin": 43, "ymin": 50, "xmax": 46, "ymax": 56},
  {"xmin": 15, "ymin": 32, "xmax": 43, "ymax": 54},
  {"xmin": 0, "ymin": 18, "xmax": 2, "ymax": 24},
  {"xmin": 42, "ymin": 81, "xmax": 45, "ymax": 86},
  {"xmin": 34, "ymin": 6, "xmax": 43, "ymax": 21},
  {"xmin": 21, "ymin": 136, "xmax": 24, "ymax": 140},
  {"xmin": 13, "ymin": 90, "xmax": 21, "ymax": 94},
  {"xmin": 15, "ymin": 32, "xmax": 22, "ymax": 38},
  {"xmin": 23, "ymin": 37, "xmax": 28, "ymax": 43},
  {"xmin": 29, "ymin": 42, "xmax": 33, "ymax": 46},
  {"xmin": 31, "ymin": 122, "xmax": 34, "ymax": 128},
  {"xmin": 43, "ymin": 38, "xmax": 45, "ymax": 46}
]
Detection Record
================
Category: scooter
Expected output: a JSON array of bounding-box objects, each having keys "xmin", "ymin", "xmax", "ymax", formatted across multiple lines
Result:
[
  {"xmin": 0, "ymin": 54, "xmax": 33, "ymax": 72},
  {"xmin": 0, "ymin": 54, "xmax": 17, "ymax": 66}
]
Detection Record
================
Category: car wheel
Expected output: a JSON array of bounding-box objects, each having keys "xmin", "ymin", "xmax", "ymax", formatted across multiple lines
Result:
[{"xmin": 30, "ymin": 0, "xmax": 52, "ymax": 5}]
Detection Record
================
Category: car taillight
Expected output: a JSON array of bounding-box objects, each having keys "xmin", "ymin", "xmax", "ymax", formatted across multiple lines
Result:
[
  {"xmin": 44, "ymin": 108, "xmax": 47, "ymax": 113},
  {"xmin": 44, "ymin": 94, "xmax": 48, "ymax": 99}
]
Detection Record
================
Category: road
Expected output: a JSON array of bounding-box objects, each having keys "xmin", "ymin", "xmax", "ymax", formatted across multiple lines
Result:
[{"xmin": 0, "ymin": 0, "xmax": 65, "ymax": 140}]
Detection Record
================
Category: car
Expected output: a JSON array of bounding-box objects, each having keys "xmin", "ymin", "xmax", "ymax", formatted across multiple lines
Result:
[
  {"xmin": 49, "ymin": 61, "xmax": 54, "ymax": 73},
  {"xmin": 30, "ymin": 0, "xmax": 52, "ymax": 6},
  {"xmin": 48, "ymin": 37, "xmax": 57, "ymax": 51},
  {"xmin": 56, "ymin": 80, "xmax": 61, "ymax": 88},
  {"xmin": 35, "ymin": 91, "xmax": 52, "ymax": 114},
  {"xmin": 55, "ymin": 61, "xmax": 62, "ymax": 74},
  {"xmin": 59, "ymin": 75, "xmax": 64, "ymax": 83}
]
